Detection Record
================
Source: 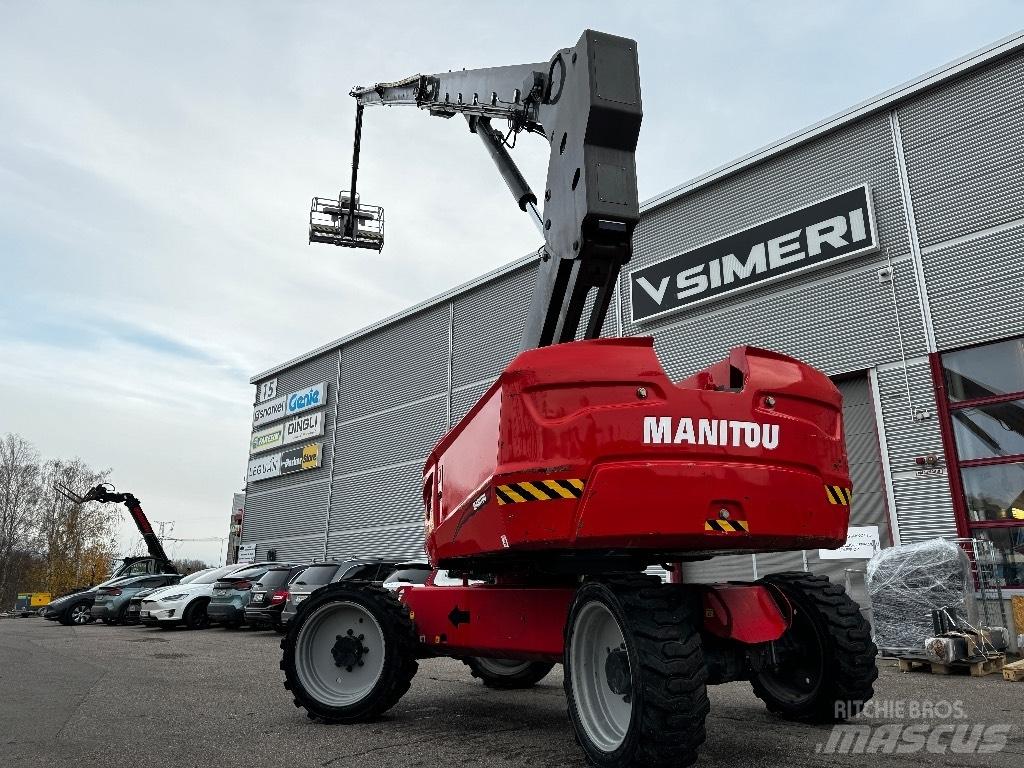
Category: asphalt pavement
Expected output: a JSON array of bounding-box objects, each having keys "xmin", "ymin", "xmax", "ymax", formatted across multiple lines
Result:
[{"xmin": 1, "ymin": 617, "xmax": 1021, "ymax": 768}]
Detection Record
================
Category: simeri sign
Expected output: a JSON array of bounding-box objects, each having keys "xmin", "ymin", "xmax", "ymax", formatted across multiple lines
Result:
[
  {"xmin": 281, "ymin": 442, "xmax": 323, "ymax": 475},
  {"xmin": 286, "ymin": 382, "xmax": 327, "ymax": 416},
  {"xmin": 283, "ymin": 410, "xmax": 324, "ymax": 446},
  {"xmin": 252, "ymin": 395, "xmax": 286, "ymax": 428},
  {"xmin": 250, "ymin": 423, "xmax": 285, "ymax": 455},
  {"xmin": 247, "ymin": 452, "xmax": 281, "ymax": 482},
  {"xmin": 629, "ymin": 186, "xmax": 878, "ymax": 323}
]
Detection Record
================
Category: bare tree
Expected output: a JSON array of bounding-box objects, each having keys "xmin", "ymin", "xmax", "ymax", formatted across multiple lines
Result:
[
  {"xmin": 172, "ymin": 558, "xmax": 211, "ymax": 575},
  {"xmin": 0, "ymin": 434, "xmax": 41, "ymax": 604},
  {"xmin": 33, "ymin": 458, "xmax": 118, "ymax": 592}
]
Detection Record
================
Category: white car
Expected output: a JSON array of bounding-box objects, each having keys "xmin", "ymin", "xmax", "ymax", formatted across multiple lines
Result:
[{"xmin": 140, "ymin": 563, "xmax": 258, "ymax": 630}]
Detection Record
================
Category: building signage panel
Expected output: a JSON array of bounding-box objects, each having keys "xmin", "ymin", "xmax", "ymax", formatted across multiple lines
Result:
[
  {"xmin": 257, "ymin": 378, "xmax": 278, "ymax": 403},
  {"xmin": 247, "ymin": 452, "xmax": 281, "ymax": 482},
  {"xmin": 286, "ymin": 382, "xmax": 327, "ymax": 416},
  {"xmin": 250, "ymin": 423, "xmax": 285, "ymax": 454},
  {"xmin": 629, "ymin": 185, "xmax": 878, "ymax": 323},
  {"xmin": 281, "ymin": 442, "xmax": 323, "ymax": 475},
  {"xmin": 283, "ymin": 410, "xmax": 325, "ymax": 446},
  {"xmin": 236, "ymin": 543, "xmax": 256, "ymax": 565},
  {"xmin": 819, "ymin": 525, "xmax": 881, "ymax": 560},
  {"xmin": 252, "ymin": 395, "xmax": 286, "ymax": 427}
]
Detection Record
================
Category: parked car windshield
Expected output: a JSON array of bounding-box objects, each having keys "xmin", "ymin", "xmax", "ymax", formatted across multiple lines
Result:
[
  {"xmin": 226, "ymin": 564, "xmax": 278, "ymax": 581},
  {"xmin": 180, "ymin": 567, "xmax": 216, "ymax": 584},
  {"xmin": 291, "ymin": 564, "xmax": 338, "ymax": 585},
  {"xmin": 190, "ymin": 565, "xmax": 244, "ymax": 585},
  {"xmin": 383, "ymin": 568, "xmax": 430, "ymax": 586},
  {"xmin": 259, "ymin": 568, "xmax": 302, "ymax": 587}
]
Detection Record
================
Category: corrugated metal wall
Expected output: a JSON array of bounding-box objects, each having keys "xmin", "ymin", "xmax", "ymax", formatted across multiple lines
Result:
[
  {"xmin": 240, "ymin": 42, "xmax": 1024, "ymax": 575},
  {"xmin": 243, "ymin": 351, "xmax": 337, "ymax": 560},
  {"xmin": 897, "ymin": 50, "xmax": 1024, "ymax": 249},
  {"xmin": 921, "ymin": 223, "xmax": 1024, "ymax": 350},
  {"xmin": 626, "ymin": 114, "xmax": 924, "ymax": 379}
]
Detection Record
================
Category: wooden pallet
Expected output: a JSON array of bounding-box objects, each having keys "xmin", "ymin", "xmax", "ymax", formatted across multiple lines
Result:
[
  {"xmin": 897, "ymin": 653, "xmax": 1005, "ymax": 677},
  {"xmin": 1002, "ymin": 659, "xmax": 1024, "ymax": 682}
]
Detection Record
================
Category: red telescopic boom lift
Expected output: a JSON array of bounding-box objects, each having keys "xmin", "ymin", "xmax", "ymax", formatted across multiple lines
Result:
[{"xmin": 287, "ymin": 30, "xmax": 876, "ymax": 768}]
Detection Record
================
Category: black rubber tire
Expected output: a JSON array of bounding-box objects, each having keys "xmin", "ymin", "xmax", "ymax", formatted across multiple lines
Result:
[
  {"xmin": 463, "ymin": 657, "xmax": 554, "ymax": 689},
  {"xmin": 183, "ymin": 599, "xmax": 210, "ymax": 630},
  {"xmin": 223, "ymin": 620, "xmax": 242, "ymax": 630},
  {"xmin": 116, "ymin": 604, "xmax": 130, "ymax": 625},
  {"xmin": 102, "ymin": 617, "xmax": 116, "ymax": 626},
  {"xmin": 274, "ymin": 621, "xmax": 288, "ymax": 635},
  {"xmin": 61, "ymin": 601, "xmax": 92, "ymax": 626},
  {"xmin": 280, "ymin": 582, "xmax": 418, "ymax": 723},
  {"xmin": 751, "ymin": 572, "xmax": 877, "ymax": 723},
  {"xmin": 564, "ymin": 575, "xmax": 709, "ymax": 768}
]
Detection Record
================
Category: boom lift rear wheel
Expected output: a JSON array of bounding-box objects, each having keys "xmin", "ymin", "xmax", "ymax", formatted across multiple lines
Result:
[
  {"xmin": 751, "ymin": 572, "xmax": 877, "ymax": 722},
  {"xmin": 564, "ymin": 576, "xmax": 709, "ymax": 768},
  {"xmin": 463, "ymin": 657, "xmax": 554, "ymax": 689},
  {"xmin": 281, "ymin": 583, "xmax": 418, "ymax": 723}
]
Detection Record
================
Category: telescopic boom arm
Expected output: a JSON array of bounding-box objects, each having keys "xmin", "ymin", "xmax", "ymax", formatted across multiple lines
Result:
[
  {"xmin": 54, "ymin": 482, "xmax": 177, "ymax": 573},
  {"xmin": 347, "ymin": 30, "xmax": 642, "ymax": 349}
]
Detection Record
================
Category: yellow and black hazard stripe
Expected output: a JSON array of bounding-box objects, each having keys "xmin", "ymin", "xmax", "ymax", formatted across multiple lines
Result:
[
  {"xmin": 826, "ymin": 485, "xmax": 852, "ymax": 506},
  {"xmin": 704, "ymin": 519, "xmax": 749, "ymax": 533},
  {"xmin": 495, "ymin": 478, "xmax": 585, "ymax": 505}
]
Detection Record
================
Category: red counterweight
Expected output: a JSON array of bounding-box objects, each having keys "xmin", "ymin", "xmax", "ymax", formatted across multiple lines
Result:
[{"xmin": 424, "ymin": 337, "xmax": 852, "ymax": 570}]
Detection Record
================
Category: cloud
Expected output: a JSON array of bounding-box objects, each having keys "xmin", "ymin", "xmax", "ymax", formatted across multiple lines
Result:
[{"xmin": 0, "ymin": 1, "xmax": 1019, "ymax": 559}]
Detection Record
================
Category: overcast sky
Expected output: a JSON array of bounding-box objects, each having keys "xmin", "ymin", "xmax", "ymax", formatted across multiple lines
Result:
[{"xmin": 1, "ymin": 1, "xmax": 1021, "ymax": 565}]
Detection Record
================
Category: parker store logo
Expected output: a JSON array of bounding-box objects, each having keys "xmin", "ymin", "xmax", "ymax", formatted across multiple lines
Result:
[
  {"xmin": 630, "ymin": 186, "xmax": 878, "ymax": 322},
  {"xmin": 281, "ymin": 442, "xmax": 323, "ymax": 474}
]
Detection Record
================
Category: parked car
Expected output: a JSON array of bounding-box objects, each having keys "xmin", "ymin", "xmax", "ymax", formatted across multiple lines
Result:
[
  {"xmin": 42, "ymin": 574, "xmax": 142, "ymax": 626},
  {"xmin": 125, "ymin": 568, "xmax": 217, "ymax": 625},
  {"xmin": 243, "ymin": 565, "xmax": 308, "ymax": 632},
  {"xmin": 279, "ymin": 558, "xmax": 403, "ymax": 628},
  {"xmin": 207, "ymin": 562, "xmax": 289, "ymax": 628},
  {"xmin": 140, "ymin": 563, "xmax": 274, "ymax": 630},
  {"xmin": 381, "ymin": 562, "xmax": 432, "ymax": 591},
  {"xmin": 90, "ymin": 573, "xmax": 181, "ymax": 625}
]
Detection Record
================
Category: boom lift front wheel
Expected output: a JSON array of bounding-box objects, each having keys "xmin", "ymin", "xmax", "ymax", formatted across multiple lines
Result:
[
  {"xmin": 564, "ymin": 576, "xmax": 709, "ymax": 768},
  {"xmin": 280, "ymin": 583, "xmax": 418, "ymax": 723},
  {"xmin": 751, "ymin": 572, "xmax": 877, "ymax": 723}
]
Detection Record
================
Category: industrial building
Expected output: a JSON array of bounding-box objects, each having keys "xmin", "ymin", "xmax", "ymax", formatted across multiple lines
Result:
[{"xmin": 240, "ymin": 31, "xmax": 1024, "ymax": 596}]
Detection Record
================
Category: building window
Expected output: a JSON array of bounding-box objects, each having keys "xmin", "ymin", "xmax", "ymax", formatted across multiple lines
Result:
[{"xmin": 940, "ymin": 336, "xmax": 1024, "ymax": 588}]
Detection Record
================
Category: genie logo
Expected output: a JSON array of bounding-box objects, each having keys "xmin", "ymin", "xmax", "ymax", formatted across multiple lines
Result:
[{"xmin": 286, "ymin": 382, "xmax": 327, "ymax": 416}]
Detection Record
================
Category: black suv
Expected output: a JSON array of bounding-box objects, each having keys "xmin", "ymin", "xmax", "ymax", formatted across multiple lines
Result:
[
  {"xmin": 243, "ymin": 564, "xmax": 308, "ymax": 632},
  {"xmin": 279, "ymin": 558, "xmax": 402, "ymax": 628}
]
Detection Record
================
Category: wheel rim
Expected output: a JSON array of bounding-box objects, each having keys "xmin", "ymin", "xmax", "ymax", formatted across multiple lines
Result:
[
  {"xmin": 570, "ymin": 600, "xmax": 633, "ymax": 753},
  {"xmin": 474, "ymin": 658, "xmax": 535, "ymax": 676},
  {"xmin": 189, "ymin": 605, "xmax": 209, "ymax": 629},
  {"xmin": 295, "ymin": 601, "xmax": 386, "ymax": 707},
  {"xmin": 757, "ymin": 605, "xmax": 825, "ymax": 706},
  {"xmin": 71, "ymin": 605, "xmax": 89, "ymax": 624}
]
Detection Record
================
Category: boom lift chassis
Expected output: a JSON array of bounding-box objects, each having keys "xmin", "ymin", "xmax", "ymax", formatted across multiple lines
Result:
[{"xmin": 287, "ymin": 31, "xmax": 877, "ymax": 767}]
